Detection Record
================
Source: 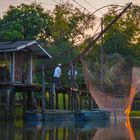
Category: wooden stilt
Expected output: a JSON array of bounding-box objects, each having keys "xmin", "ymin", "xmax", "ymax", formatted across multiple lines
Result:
[
  {"xmin": 68, "ymin": 93, "xmax": 71, "ymax": 110},
  {"xmin": 6, "ymin": 89, "xmax": 10, "ymax": 120},
  {"xmin": 55, "ymin": 128, "xmax": 58, "ymax": 140},
  {"xmin": 50, "ymin": 90, "xmax": 54, "ymax": 109},
  {"xmin": 63, "ymin": 92, "xmax": 66, "ymax": 110},
  {"xmin": 23, "ymin": 92, "xmax": 27, "ymax": 120},
  {"xmin": 42, "ymin": 64, "xmax": 46, "ymax": 120},
  {"xmin": 56, "ymin": 92, "xmax": 59, "ymax": 109},
  {"xmin": 68, "ymin": 128, "xmax": 72, "ymax": 140},
  {"xmin": 49, "ymin": 130, "xmax": 54, "ymax": 140},
  {"xmin": 79, "ymin": 94, "xmax": 82, "ymax": 110},
  {"xmin": 89, "ymin": 95, "xmax": 92, "ymax": 110},
  {"xmin": 32, "ymin": 91, "xmax": 37, "ymax": 109},
  {"xmin": 49, "ymin": 90, "xmax": 51, "ymax": 109},
  {"xmin": 8, "ymin": 88, "xmax": 15, "ymax": 120},
  {"xmin": 74, "ymin": 93, "xmax": 78, "ymax": 111},
  {"xmin": 63, "ymin": 128, "xmax": 66, "ymax": 140},
  {"xmin": 27, "ymin": 91, "xmax": 31, "ymax": 110},
  {"xmin": 71, "ymin": 92, "xmax": 74, "ymax": 111},
  {"xmin": 50, "ymin": 85, "xmax": 55, "ymax": 109},
  {"xmin": 41, "ymin": 123, "xmax": 45, "ymax": 140}
]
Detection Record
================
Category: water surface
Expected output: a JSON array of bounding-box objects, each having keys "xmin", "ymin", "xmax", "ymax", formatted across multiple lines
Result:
[{"xmin": 0, "ymin": 118, "xmax": 140, "ymax": 140}]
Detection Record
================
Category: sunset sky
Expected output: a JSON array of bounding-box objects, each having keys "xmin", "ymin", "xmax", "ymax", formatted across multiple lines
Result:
[{"xmin": 0, "ymin": 0, "xmax": 140, "ymax": 17}]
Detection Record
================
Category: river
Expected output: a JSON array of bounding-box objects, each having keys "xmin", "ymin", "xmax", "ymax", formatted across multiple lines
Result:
[{"xmin": 0, "ymin": 118, "xmax": 140, "ymax": 140}]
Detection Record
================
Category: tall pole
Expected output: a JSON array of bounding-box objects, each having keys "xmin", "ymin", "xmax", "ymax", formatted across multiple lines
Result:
[
  {"xmin": 42, "ymin": 64, "xmax": 46, "ymax": 120},
  {"xmin": 100, "ymin": 18, "xmax": 104, "ymax": 90},
  {"xmin": 10, "ymin": 52, "xmax": 15, "ymax": 83}
]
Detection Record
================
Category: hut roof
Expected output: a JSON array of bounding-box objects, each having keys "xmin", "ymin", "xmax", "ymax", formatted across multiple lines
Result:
[{"xmin": 0, "ymin": 40, "xmax": 52, "ymax": 59}]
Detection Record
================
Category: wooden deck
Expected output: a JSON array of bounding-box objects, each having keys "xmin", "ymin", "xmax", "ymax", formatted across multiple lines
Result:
[
  {"xmin": 0, "ymin": 82, "xmax": 42, "ymax": 92},
  {"xmin": 0, "ymin": 82, "xmax": 96, "ymax": 120},
  {"xmin": 26, "ymin": 109, "xmax": 110, "ymax": 122}
]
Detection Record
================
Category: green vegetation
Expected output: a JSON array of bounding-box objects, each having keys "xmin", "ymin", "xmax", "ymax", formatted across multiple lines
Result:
[
  {"xmin": 0, "ymin": 3, "xmax": 140, "ymax": 94},
  {"xmin": 130, "ymin": 111, "xmax": 140, "ymax": 117},
  {"xmin": 15, "ymin": 106, "xmax": 23, "ymax": 119}
]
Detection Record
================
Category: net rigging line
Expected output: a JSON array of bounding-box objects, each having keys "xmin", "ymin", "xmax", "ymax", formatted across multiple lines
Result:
[
  {"xmin": 73, "ymin": 4, "xmax": 125, "ymax": 45},
  {"xmin": 40, "ymin": 3, "xmax": 132, "ymax": 70},
  {"xmin": 82, "ymin": 0, "xmax": 103, "ymax": 15},
  {"xmin": 23, "ymin": 0, "xmax": 56, "ymax": 5},
  {"xmin": 91, "ymin": 4, "xmax": 125, "ymax": 15},
  {"xmin": 72, "ymin": 2, "xmax": 132, "ymax": 65},
  {"xmin": 72, "ymin": 0, "xmax": 91, "ymax": 13},
  {"xmin": 36, "ymin": 3, "xmax": 132, "ymax": 72}
]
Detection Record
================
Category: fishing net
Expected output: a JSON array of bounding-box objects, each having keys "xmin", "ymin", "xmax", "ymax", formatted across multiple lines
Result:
[{"xmin": 81, "ymin": 53, "xmax": 140, "ymax": 117}]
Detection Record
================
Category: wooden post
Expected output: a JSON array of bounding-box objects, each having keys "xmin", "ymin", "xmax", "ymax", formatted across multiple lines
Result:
[
  {"xmin": 55, "ymin": 128, "xmax": 58, "ymax": 140},
  {"xmin": 74, "ymin": 93, "xmax": 78, "ymax": 111},
  {"xmin": 27, "ymin": 91, "xmax": 30, "ymax": 110},
  {"xmin": 89, "ymin": 95, "xmax": 91, "ymax": 110},
  {"xmin": 27, "ymin": 53, "xmax": 33, "ymax": 84},
  {"xmin": 10, "ymin": 52, "xmax": 15, "ymax": 83},
  {"xmin": 56, "ymin": 92, "xmax": 59, "ymax": 109},
  {"xmin": 63, "ymin": 92, "xmax": 66, "ymax": 110},
  {"xmin": 68, "ymin": 128, "xmax": 72, "ymax": 140},
  {"xmin": 63, "ymin": 128, "xmax": 66, "ymax": 140},
  {"xmin": 49, "ymin": 130, "xmax": 54, "ymax": 140},
  {"xmin": 49, "ymin": 89, "xmax": 51, "ymax": 109},
  {"xmin": 79, "ymin": 93, "xmax": 82, "ymax": 110},
  {"xmin": 68, "ymin": 92, "xmax": 71, "ymax": 110},
  {"xmin": 5, "ymin": 89, "xmax": 10, "ymax": 120},
  {"xmin": 23, "ymin": 91, "xmax": 27, "ymax": 120},
  {"xmin": 27, "ymin": 91, "xmax": 37, "ymax": 110},
  {"xmin": 41, "ymin": 123, "xmax": 45, "ymax": 140},
  {"xmin": 51, "ymin": 84, "xmax": 55, "ymax": 109},
  {"xmin": 8, "ymin": 88, "xmax": 16, "ymax": 120},
  {"xmin": 42, "ymin": 64, "xmax": 46, "ymax": 120},
  {"xmin": 100, "ymin": 18, "xmax": 104, "ymax": 90},
  {"xmin": 71, "ymin": 92, "xmax": 74, "ymax": 111}
]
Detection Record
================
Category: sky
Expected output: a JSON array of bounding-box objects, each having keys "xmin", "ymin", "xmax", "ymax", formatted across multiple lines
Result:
[{"xmin": 0, "ymin": 0, "xmax": 140, "ymax": 18}]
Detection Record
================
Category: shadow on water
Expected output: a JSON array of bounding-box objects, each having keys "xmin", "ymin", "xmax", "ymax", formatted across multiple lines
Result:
[{"xmin": 0, "ymin": 118, "xmax": 140, "ymax": 140}]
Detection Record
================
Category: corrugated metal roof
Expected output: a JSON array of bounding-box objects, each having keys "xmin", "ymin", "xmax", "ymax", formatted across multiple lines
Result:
[{"xmin": 0, "ymin": 40, "xmax": 52, "ymax": 59}]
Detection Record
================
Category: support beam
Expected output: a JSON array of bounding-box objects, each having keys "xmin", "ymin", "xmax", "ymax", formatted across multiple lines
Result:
[
  {"xmin": 27, "ymin": 53, "xmax": 33, "ymax": 84},
  {"xmin": 100, "ymin": 18, "xmax": 104, "ymax": 90},
  {"xmin": 42, "ymin": 64, "xmax": 46, "ymax": 120},
  {"xmin": 10, "ymin": 52, "xmax": 15, "ymax": 83}
]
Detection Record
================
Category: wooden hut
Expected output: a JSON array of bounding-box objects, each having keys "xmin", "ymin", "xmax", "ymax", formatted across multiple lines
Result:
[
  {"xmin": 0, "ymin": 40, "xmax": 51, "ymax": 83},
  {"xmin": 0, "ymin": 40, "xmax": 51, "ymax": 120}
]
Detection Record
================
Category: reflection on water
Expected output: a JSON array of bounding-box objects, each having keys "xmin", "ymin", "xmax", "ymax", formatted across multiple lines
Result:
[{"xmin": 0, "ymin": 118, "xmax": 140, "ymax": 140}]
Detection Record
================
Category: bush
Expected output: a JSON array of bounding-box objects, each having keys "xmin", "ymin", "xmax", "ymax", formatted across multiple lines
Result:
[{"xmin": 130, "ymin": 111, "xmax": 140, "ymax": 117}]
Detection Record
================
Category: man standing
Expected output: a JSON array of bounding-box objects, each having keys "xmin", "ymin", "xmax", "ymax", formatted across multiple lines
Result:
[{"xmin": 53, "ymin": 63, "xmax": 62, "ymax": 88}]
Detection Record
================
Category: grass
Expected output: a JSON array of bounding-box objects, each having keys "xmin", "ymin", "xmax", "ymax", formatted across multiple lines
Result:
[{"xmin": 130, "ymin": 111, "xmax": 140, "ymax": 117}]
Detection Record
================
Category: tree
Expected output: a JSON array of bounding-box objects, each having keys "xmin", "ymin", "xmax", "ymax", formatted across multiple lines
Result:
[
  {"xmin": 0, "ymin": 3, "xmax": 51, "ymax": 40},
  {"xmin": 48, "ymin": 3, "xmax": 95, "ymax": 44},
  {"xmin": 103, "ymin": 5, "xmax": 140, "ymax": 61}
]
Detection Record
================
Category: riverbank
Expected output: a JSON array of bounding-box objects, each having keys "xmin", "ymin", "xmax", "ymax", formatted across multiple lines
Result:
[{"xmin": 130, "ymin": 111, "xmax": 140, "ymax": 117}]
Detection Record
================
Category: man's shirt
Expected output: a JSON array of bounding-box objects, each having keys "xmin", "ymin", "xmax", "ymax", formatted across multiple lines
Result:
[{"xmin": 53, "ymin": 66, "xmax": 61, "ymax": 78}]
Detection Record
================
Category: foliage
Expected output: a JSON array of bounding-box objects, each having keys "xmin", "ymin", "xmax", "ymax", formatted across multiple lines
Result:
[
  {"xmin": 48, "ymin": 3, "xmax": 95, "ymax": 44},
  {"xmin": 130, "ymin": 111, "xmax": 140, "ymax": 117},
  {"xmin": 84, "ymin": 4, "xmax": 140, "ymax": 93},
  {"xmin": 103, "ymin": 5, "xmax": 140, "ymax": 65},
  {"xmin": 0, "ymin": 3, "xmax": 50, "ymax": 40}
]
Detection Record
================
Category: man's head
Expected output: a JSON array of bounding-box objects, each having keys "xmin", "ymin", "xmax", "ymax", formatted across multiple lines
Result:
[{"xmin": 58, "ymin": 63, "xmax": 62, "ymax": 67}]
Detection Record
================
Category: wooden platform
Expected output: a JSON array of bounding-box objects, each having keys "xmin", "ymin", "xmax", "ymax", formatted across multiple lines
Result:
[
  {"xmin": 0, "ymin": 82, "xmax": 42, "ymax": 92},
  {"xmin": 26, "ymin": 109, "xmax": 110, "ymax": 122}
]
